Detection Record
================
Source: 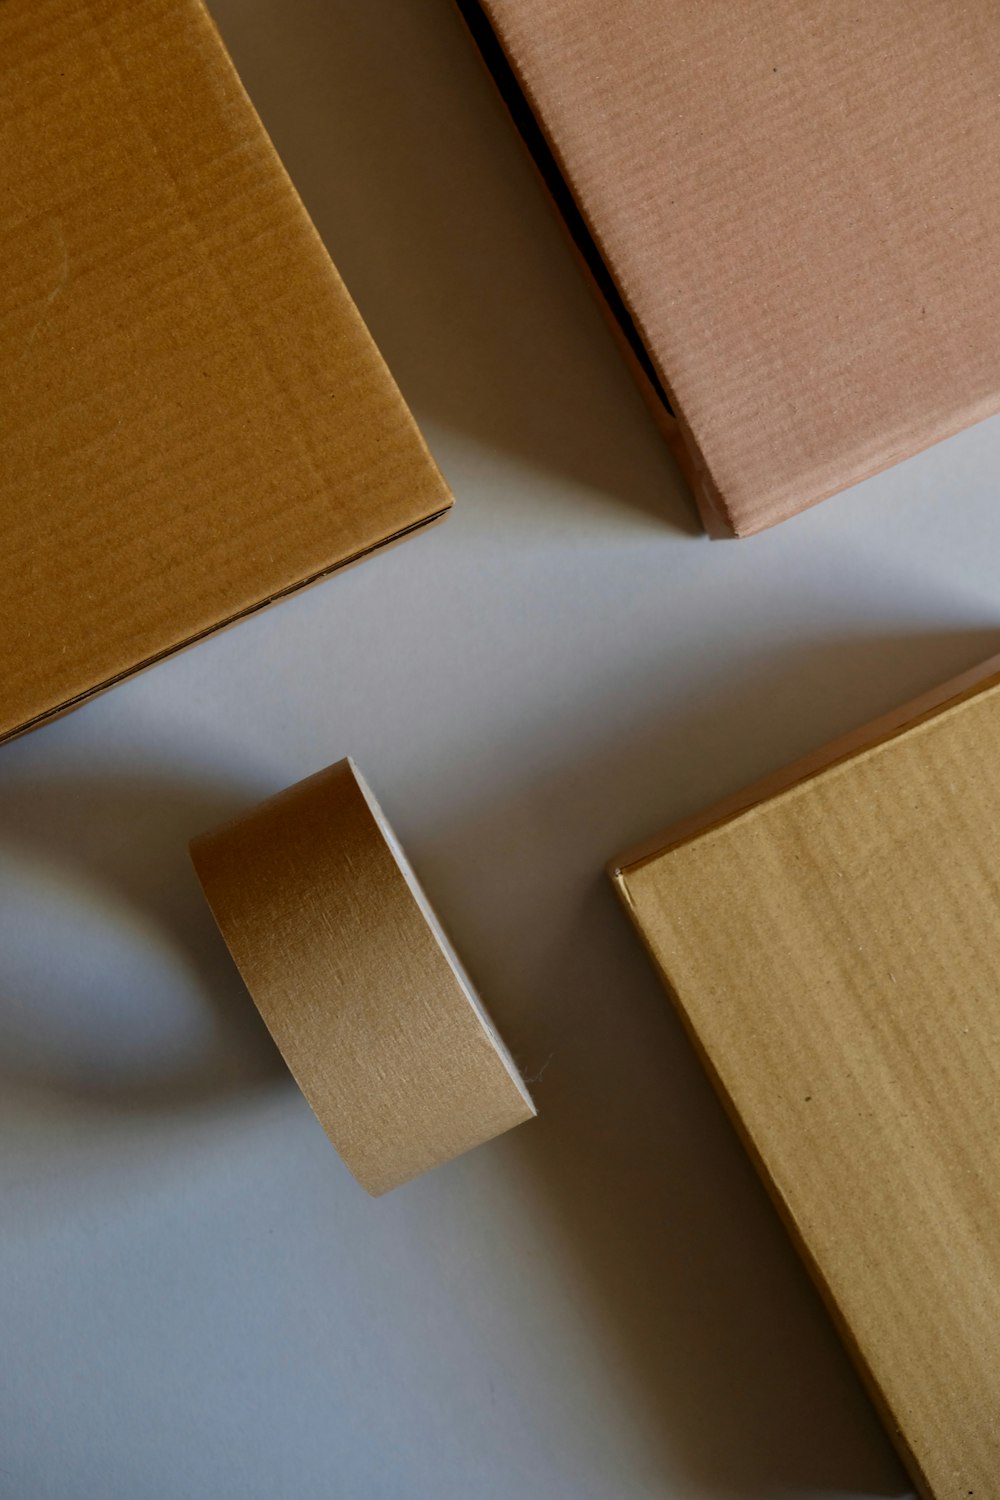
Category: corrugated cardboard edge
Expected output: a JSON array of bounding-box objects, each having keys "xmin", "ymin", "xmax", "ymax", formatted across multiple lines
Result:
[
  {"xmin": 1, "ymin": 508, "xmax": 448, "ymax": 745},
  {"xmin": 733, "ymin": 390, "xmax": 1000, "ymax": 537},
  {"xmin": 610, "ymin": 651, "xmax": 1000, "ymax": 879},
  {"xmin": 607, "ymin": 658, "xmax": 1000, "ymax": 1500},
  {"xmin": 454, "ymin": 0, "xmax": 734, "ymax": 539}
]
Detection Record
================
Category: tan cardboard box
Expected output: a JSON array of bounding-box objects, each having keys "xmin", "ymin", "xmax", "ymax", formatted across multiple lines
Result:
[
  {"xmin": 462, "ymin": 0, "xmax": 1000, "ymax": 536},
  {"xmin": 0, "ymin": 0, "xmax": 451, "ymax": 743},
  {"xmin": 611, "ymin": 657, "xmax": 1000, "ymax": 1499}
]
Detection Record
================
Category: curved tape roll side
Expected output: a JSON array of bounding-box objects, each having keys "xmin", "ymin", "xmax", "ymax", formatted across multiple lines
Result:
[{"xmin": 190, "ymin": 759, "xmax": 534, "ymax": 1194}]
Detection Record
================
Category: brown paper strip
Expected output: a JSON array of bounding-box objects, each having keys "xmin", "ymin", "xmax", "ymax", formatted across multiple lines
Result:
[{"xmin": 191, "ymin": 760, "xmax": 534, "ymax": 1194}]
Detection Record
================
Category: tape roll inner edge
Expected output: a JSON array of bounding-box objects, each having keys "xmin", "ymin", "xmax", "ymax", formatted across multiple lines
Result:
[{"xmin": 347, "ymin": 757, "xmax": 535, "ymax": 1118}]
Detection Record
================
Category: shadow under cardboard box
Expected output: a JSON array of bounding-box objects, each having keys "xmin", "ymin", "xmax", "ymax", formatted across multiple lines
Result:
[
  {"xmin": 0, "ymin": 773, "xmax": 283, "ymax": 1112},
  {"xmin": 206, "ymin": 0, "xmax": 698, "ymax": 536}
]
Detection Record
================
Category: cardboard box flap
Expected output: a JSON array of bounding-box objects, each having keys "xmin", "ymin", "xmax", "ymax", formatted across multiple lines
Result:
[
  {"xmin": 0, "ymin": 0, "xmax": 451, "ymax": 741},
  {"xmin": 467, "ymin": 0, "xmax": 1000, "ymax": 535}
]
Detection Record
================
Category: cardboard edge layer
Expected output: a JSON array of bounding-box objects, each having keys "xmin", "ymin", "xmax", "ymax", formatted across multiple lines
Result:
[
  {"xmin": 190, "ymin": 757, "xmax": 535, "ymax": 1195},
  {"xmin": 453, "ymin": 0, "xmax": 731, "ymax": 539},
  {"xmin": 2, "ymin": 508, "xmax": 449, "ymax": 745},
  {"xmin": 610, "ymin": 650, "xmax": 1000, "ymax": 880}
]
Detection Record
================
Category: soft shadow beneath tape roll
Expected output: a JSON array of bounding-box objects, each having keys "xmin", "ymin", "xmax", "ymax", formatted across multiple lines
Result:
[{"xmin": 190, "ymin": 758, "xmax": 535, "ymax": 1194}]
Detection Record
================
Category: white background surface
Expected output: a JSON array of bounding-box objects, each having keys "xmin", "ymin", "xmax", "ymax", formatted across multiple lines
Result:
[{"xmin": 3, "ymin": 2, "xmax": 999, "ymax": 1495}]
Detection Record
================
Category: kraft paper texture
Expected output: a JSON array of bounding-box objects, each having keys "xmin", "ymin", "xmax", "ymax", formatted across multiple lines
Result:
[{"xmin": 191, "ymin": 760, "xmax": 534, "ymax": 1195}]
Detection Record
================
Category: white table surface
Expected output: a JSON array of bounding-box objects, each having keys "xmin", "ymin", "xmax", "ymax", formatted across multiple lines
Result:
[{"xmin": 4, "ymin": 3, "xmax": 998, "ymax": 1495}]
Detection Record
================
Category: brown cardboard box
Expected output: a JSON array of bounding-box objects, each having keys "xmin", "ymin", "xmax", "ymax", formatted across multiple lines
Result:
[
  {"xmin": 462, "ymin": 1, "xmax": 1000, "ymax": 536},
  {"xmin": 192, "ymin": 759, "xmax": 535, "ymax": 1195},
  {"xmin": 0, "ymin": 0, "xmax": 451, "ymax": 743},
  {"xmin": 611, "ymin": 656, "xmax": 1000, "ymax": 1497}
]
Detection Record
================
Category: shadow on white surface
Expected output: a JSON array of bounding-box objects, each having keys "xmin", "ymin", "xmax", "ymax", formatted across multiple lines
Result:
[
  {"xmin": 0, "ymin": 775, "xmax": 281, "ymax": 1110},
  {"xmin": 207, "ymin": 0, "xmax": 698, "ymax": 536}
]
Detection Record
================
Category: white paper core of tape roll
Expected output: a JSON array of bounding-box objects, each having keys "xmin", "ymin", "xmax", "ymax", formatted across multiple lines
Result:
[
  {"xmin": 352, "ymin": 762, "xmax": 531, "ymax": 1105},
  {"xmin": 190, "ymin": 758, "xmax": 535, "ymax": 1194}
]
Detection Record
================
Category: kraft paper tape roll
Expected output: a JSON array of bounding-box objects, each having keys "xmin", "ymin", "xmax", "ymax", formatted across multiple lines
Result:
[{"xmin": 190, "ymin": 759, "xmax": 535, "ymax": 1194}]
